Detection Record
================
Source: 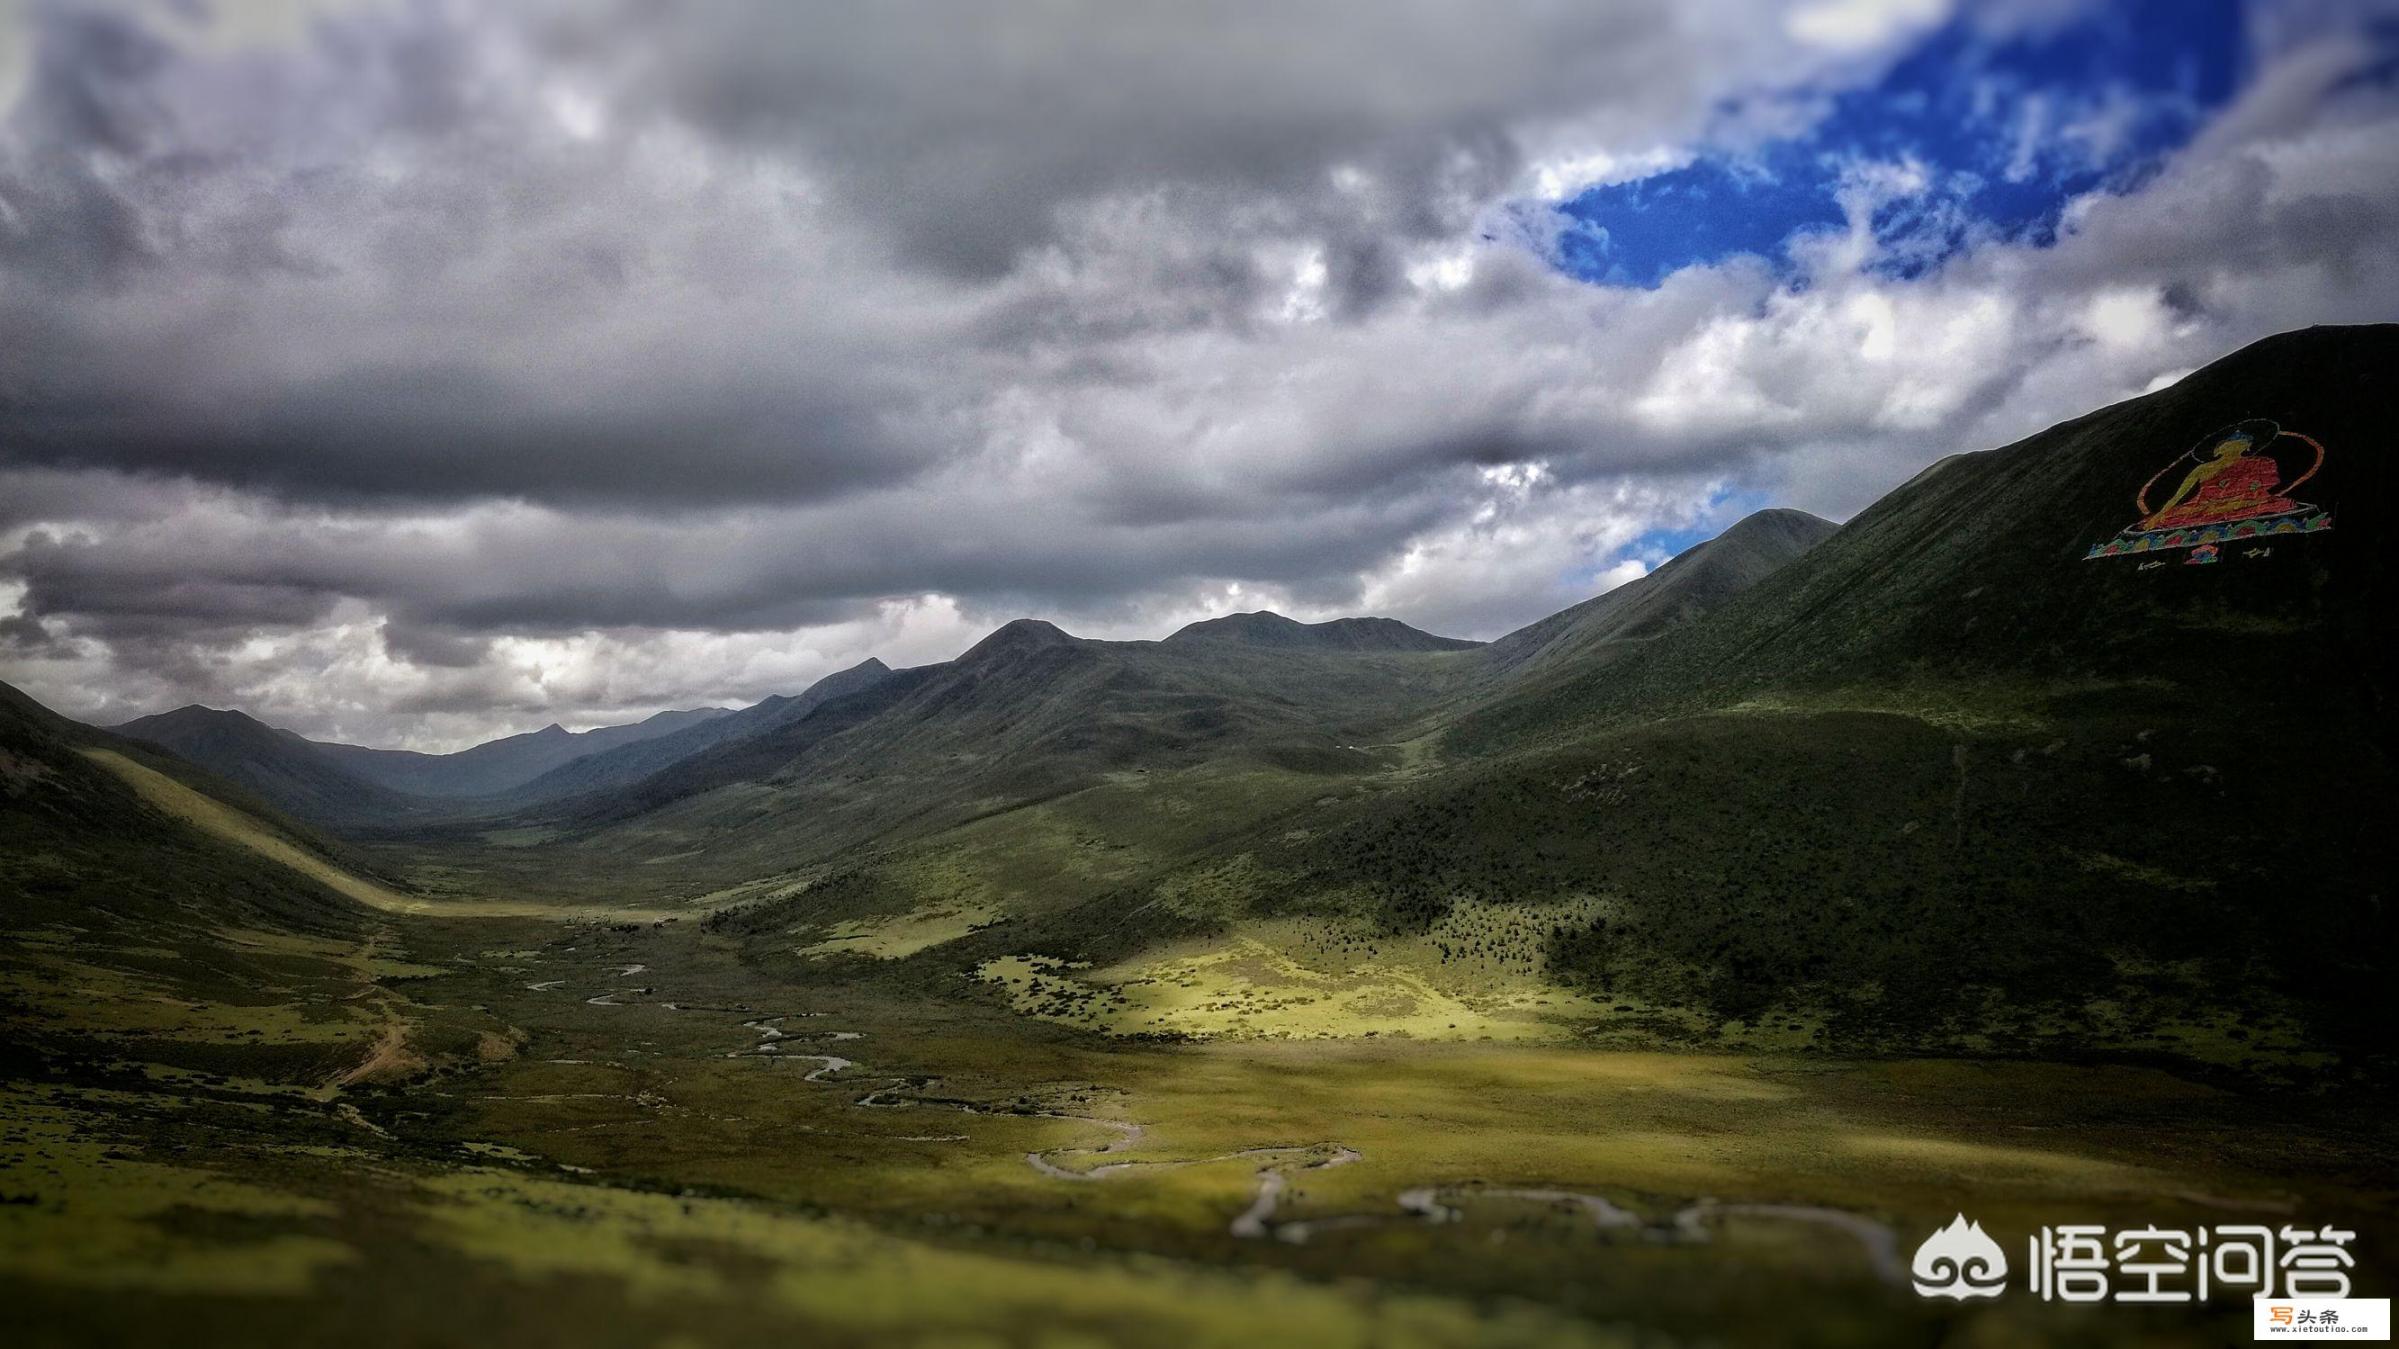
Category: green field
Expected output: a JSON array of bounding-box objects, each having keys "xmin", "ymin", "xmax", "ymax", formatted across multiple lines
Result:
[{"xmin": 8, "ymin": 872, "xmax": 2393, "ymax": 1348}]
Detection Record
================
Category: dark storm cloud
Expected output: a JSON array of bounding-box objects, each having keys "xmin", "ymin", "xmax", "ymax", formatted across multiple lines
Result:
[
  {"xmin": 0, "ymin": 464, "xmax": 1459, "ymax": 641},
  {"xmin": 0, "ymin": 0, "xmax": 1790, "ymax": 518},
  {"xmin": 3, "ymin": 359, "xmax": 934, "ymax": 507},
  {"xmin": 376, "ymin": 617, "xmax": 488, "ymax": 669},
  {"xmin": 0, "ymin": 0, "xmax": 968, "ymax": 510},
  {"xmin": 551, "ymin": 1, "xmax": 1721, "ymax": 277}
]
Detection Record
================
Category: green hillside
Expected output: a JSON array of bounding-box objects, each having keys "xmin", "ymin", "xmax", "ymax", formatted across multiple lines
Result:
[
  {"xmin": 1453, "ymin": 323, "xmax": 2389, "ymax": 749},
  {"xmin": 508, "ymin": 618, "xmax": 1484, "ymax": 892},
  {"xmin": 1479, "ymin": 507, "xmax": 1835, "ymax": 677},
  {"xmin": 109, "ymin": 705, "xmax": 453, "ymax": 831},
  {"xmin": 311, "ymin": 705, "xmax": 733, "ymax": 798},
  {"xmin": 10, "ymin": 688, "xmax": 377, "ymax": 941},
  {"xmin": 1096, "ymin": 323, "xmax": 2395, "ymax": 1067},
  {"xmin": 501, "ymin": 658, "xmax": 892, "ymax": 805},
  {"xmin": 626, "ymin": 325, "xmax": 2393, "ymax": 1075}
]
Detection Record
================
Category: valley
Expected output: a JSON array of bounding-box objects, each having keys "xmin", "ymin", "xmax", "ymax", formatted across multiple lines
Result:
[{"xmin": 6, "ymin": 325, "xmax": 2394, "ymax": 1345}]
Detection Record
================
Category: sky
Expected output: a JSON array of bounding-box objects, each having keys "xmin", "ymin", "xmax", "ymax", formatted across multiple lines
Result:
[{"xmin": 1, "ymin": 0, "xmax": 2395, "ymax": 749}]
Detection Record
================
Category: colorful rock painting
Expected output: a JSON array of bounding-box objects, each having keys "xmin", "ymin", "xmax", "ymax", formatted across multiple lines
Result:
[{"xmin": 2086, "ymin": 419, "xmax": 2331, "ymax": 561}]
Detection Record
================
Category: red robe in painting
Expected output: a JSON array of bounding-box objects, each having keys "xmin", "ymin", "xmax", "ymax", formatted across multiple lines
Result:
[{"xmin": 2141, "ymin": 453, "xmax": 2302, "ymax": 531}]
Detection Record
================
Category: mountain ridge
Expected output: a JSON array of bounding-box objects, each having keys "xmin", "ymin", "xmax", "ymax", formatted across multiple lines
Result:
[
  {"xmin": 308, "ymin": 705, "xmax": 734, "ymax": 798},
  {"xmin": 502, "ymin": 658, "xmax": 896, "ymax": 806},
  {"xmin": 1447, "ymin": 321, "xmax": 2392, "ymax": 753},
  {"xmin": 1166, "ymin": 611, "xmax": 1483, "ymax": 652},
  {"xmin": 110, "ymin": 704, "xmax": 451, "ymax": 830},
  {"xmin": 1481, "ymin": 508, "xmax": 1837, "ymax": 677}
]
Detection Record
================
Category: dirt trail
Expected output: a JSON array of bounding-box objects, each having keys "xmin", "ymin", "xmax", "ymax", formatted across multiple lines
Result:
[{"xmin": 337, "ymin": 1021, "xmax": 427, "ymax": 1086}]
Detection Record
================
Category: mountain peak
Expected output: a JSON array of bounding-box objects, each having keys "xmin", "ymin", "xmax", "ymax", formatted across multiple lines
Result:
[
  {"xmin": 1165, "ymin": 610, "xmax": 1482, "ymax": 653},
  {"xmin": 114, "ymin": 704, "xmax": 270, "ymax": 736},
  {"xmin": 1483, "ymin": 507, "xmax": 1836, "ymax": 674},
  {"xmin": 1722, "ymin": 506, "xmax": 1838, "ymax": 540},
  {"xmin": 1692, "ymin": 509, "xmax": 1840, "ymax": 570},
  {"xmin": 961, "ymin": 618, "xmax": 1080, "ymax": 663}
]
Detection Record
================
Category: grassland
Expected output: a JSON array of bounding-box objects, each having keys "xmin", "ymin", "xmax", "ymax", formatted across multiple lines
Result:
[{"xmin": 10, "ymin": 901, "xmax": 2393, "ymax": 1348}]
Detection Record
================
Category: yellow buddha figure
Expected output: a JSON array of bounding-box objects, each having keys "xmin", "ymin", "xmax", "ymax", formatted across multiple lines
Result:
[
  {"xmin": 2087, "ymin": 418, "xmax": 2330, "ymax": 562},
  {"xmin": 2138, "ymin": 428, "xmax": 2305, "ymax": 531}
]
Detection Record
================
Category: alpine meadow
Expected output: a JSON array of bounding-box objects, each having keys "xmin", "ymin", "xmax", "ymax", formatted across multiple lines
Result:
[{"xmin": 3, "ymin": 4, "xmax": 2396, "ymax": 1347}]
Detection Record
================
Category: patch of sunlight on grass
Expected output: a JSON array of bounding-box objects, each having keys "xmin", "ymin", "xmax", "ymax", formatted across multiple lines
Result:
[
  {"xmin": 798, "ymin": 902, "xmax": 1003, "ymax": 960},
  {"xmin": 979, "ymin": 922, "xmax": 1610, "ymax": 1042},
  {"xmin": 1840, "ymin": 1131, "xmax": 2160, "ymax": 1183}
]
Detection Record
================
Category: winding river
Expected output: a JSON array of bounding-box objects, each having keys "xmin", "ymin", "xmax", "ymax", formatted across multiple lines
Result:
[{"xmin": 537, "ymin": 989, "xmax": 1914, "ymax": 1288}]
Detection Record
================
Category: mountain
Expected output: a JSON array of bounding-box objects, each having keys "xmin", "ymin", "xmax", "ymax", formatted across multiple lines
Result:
[
  {"xmin": 1452, "ymin": 323, "xmax": 2390, "ymax": 751},
  {"xmin": 1165, "ymin": 611, "xmax": 1483, "ymax": 652},
  {"xmin": 1207, "ymin": 322, "xmax": 2393, "ymax": 1051},
  {"xmin": 1481, "ymin": 508, "xmax": 1836, "ymax": 677},
  {"xmin": 109, "ymin": 705, "xmax": 449, "ymax": 831},
  {"xmin": 109, "ymin": 701, "xmax": 746, "ymax": 826},
  {"xmin": 54, "ymin": 326, "xmax": 2398, "ymax": 1061},
  {"xmin": 4, "ymin": 681, "xmax": 368, "ymax": 940},
  {"xmin": 311, "ymin": 705, "xmax": 733, "ymax": 798},
  {"xmin": 534, "ymin": 616, "xmax": 1482, "ymax": 883},
  {"xmin": 502, "ymin": 658, "xmax": 893, "ymax": 805},
  {"xmin": 613, "ymin": 325, "xmax": 2391, "ymax": 1066}
]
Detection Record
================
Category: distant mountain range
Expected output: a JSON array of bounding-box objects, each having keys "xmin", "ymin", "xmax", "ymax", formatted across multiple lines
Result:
[
  {"xmin": 102, "ymin": 521, "xmax": 1819, "ymax": 842},
  {"xmin": 96, "ymin": 535, "xmax": 1821, "ymax": 839},
  {"xmin": 105, "ymin": 667, "xmax": 909, "ymax": 828},
  {"xmin": 309, "ymin": 707, "xmax": 733, "ymax": 797},
  {"xmin": 502, "ymin": 658, "xmax": 893, "ymax": 805},
  {"xmin": 111, "ymin": 702, "xmax": 735, "ymax": 812},
  {"xmin": 102, "ymin": 705, "xmax": 451, "ymax": 831}
]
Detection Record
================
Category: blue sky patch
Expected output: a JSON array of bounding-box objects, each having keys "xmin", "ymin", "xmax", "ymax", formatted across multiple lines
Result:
[{"xmin": 1549, "ymin": 0, "xmax": 2247, "ymax": 288}]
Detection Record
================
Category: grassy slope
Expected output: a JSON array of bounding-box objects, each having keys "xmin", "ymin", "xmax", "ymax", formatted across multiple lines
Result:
[
  {"xmin": 1478, "ymin": 506, "xmax": 1836, "ymax": 679},
  {"xmin": 3, "ymin": 677, "xmax": 523, "ymax": 1120},
  {"xmin": 684, "ymin": 326, "xmax": 2394, "ymax": 1074},
  {"xmin": 519, "ymin": 619, "xmax": 1484, "ymax": 894},
  {"xmin": 76, "ymin": 747, "xmax": 686, "ymax": 922},
  {"xmin": 1452, "ymin": 323, "xmax": 2390, "ymax": 746},
  {"xmin": 496, "ymin": 657, "xmax": 893, "ymax": 805},
  {"xmin": 1214, "ymin": 324, "xmax": 2394, "ymax": 1066},
  {"xmin": 109, "ymin": 705, "xmax": 454, "ymax": 831},
  {"xmin": 5, "ymin": 683, "xmax": 373, "ymax": 942}
]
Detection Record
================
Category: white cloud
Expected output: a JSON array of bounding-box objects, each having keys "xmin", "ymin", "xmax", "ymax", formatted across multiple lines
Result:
[{"xmin": 1785, "ymin": 0, "xmax": 1952, "ymax": 52}]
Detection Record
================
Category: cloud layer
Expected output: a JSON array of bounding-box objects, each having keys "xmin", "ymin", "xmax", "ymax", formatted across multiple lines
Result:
[{"xmin": 3, "ymin": 0, "xmax": 2396, "ymax": 747}]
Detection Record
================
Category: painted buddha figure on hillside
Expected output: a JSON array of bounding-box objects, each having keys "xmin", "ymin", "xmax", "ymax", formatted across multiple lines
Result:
[
  {"xmin": 2086, "ymin": 417, "xmax": 2331, "ymax": 562},
  {"xmin": 2139, "ymin": 424, "xmax": 2310, "ymax": 530}
]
